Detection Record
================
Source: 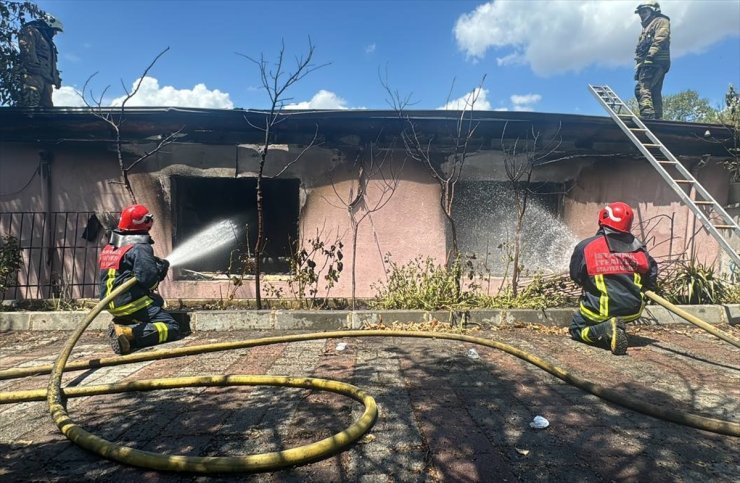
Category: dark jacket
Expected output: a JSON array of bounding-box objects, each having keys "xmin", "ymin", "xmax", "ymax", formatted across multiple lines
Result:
[
  {"xmin": 570, "ymin": 227, "xmax": 658, "ymax": 323},
  {"xmin": 635, "ymin": 12, "xmax": 671, "ymax": 70},
  {"xmin": 98, "ymin": 230, "xmax": 167, "ymax": 316},
  {"xmin": 18, "ymin": 21, "xmax": 60, "ymax": 86}
]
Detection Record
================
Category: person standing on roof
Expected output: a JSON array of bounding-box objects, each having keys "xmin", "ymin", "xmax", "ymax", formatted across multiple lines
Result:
[
  {"xmin": 568, "ymin": 202, "xmax": 658, "ymax": 355},
  {"xmin": 633, "ymin": 0, "xmax": 671, "ymax": 120},
  {"xmin": 99, "ymin": 204, "xmax": 182, "ymax": 355},
  {"xmin": 18, "ymin": 13, "xmax": 63, "ymax": 108}
]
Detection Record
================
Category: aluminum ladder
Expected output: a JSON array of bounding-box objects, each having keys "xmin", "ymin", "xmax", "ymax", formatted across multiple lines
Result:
[{"xmin": 588, "ymin": 84, "xmax": 740, "ymax": 267}]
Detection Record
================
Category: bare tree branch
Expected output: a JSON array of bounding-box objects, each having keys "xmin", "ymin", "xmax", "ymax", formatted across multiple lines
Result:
[
  {"xmin": 269, "ymin": 124, "xmax": 322, "ymax": 178},
  {"xmin": 236, "ymin": 38, "xmax": 328, "ymax": 308},
  {"xmin": 324, "ymin": 132, "xmax": 403, "ymax": 308},
  {"xmin": 80, "ymin": 47, "xmax": 175, "ymax": 203}
]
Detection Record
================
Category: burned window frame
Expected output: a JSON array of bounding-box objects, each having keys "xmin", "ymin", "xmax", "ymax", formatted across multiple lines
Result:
[
  {"xmin": 171, "ymin": 176, "xmax": 300, "ymax": 278},
  {"xmin": 452, "ymin": 180, "xmax": 568, "ymax": 276}
]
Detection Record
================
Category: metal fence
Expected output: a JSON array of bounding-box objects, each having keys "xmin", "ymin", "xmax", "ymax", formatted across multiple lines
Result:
[{"xmin": 0, "ymin": 212, "xmax": 113, "ymax": 300}]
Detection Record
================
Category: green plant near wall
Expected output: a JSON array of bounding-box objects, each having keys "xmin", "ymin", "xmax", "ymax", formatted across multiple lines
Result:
[
  {"xmin": 0, "ymin": 236, "xmax": 23, "ymax": 293},
  {"xmin": 659, "ymin": 259, "xmax": 728, "ymax": 305},
  {"xmin": 479, "ymin": 274, "xmax": 579, "ymax": 309},
  {"xmin": 371, "ymin": 255, "xmax": 476, "ymax": 311},
  {"xmin": 263, "ymin": 234, "xmax": 343, "ymax": 309},
  {"xmin": 721, "ymin": 283, "xmax": 740, "ymax": 304},
  {"xmin": 372, "ymin": 254, "xmax": 584, "ymax": 311}
]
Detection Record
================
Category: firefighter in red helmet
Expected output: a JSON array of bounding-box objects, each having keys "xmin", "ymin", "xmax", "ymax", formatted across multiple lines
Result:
[
  {"xmin": 98, "ymin": 204, "xmax": 182, "ymax": 354},
  {"xmin": 568, "ymin": 202, "xmax": 658, "ymax": 355}
]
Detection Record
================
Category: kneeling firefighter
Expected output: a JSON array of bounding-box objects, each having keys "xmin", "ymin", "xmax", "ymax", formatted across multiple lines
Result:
[
  {"xmin": 569, "ymin": 202, "xmax": 658, "ymax": 355},
  {"xmin": 98, "ymin": 204, "xmax": 182, "ymax": 354}
]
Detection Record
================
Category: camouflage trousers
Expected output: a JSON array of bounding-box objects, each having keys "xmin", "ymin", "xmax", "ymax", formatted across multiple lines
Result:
[
  {"xmin": 19, "ymin": 74, "xmax": 54, "ymax": 108},
  {"xmin": 634, "ymin": 63, "xmax": 667, "ymax": 120}
]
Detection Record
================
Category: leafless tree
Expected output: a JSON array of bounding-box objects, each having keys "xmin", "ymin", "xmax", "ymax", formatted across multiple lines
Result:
[
  {"xmin": 381, "ymin": 73, "xmax": 485, "ymax": 268},
  {"xmin": 80, "ymin": 47, "xmax": 183, "ymax": 203},
  {"xmin": 236, "ymin": 38, "xmax": 328, "ymax": 308},
  {"xmin": 323, "ymin": 137, "xmax": 404, "ymax": 308},
  {"xmin": 500, "ymin": 123, "xmax": 561, "ymax": 296}
]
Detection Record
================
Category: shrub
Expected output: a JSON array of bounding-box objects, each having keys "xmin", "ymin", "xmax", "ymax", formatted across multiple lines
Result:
[
  {"xmin": 372, "ymin": 255, "xmax": 476, "ymax": 311},
  {"xmin": 720, "ymin": 282, "xmax": 740, "ymax": 304},
  {"xmin": 478, "ymin": 274, "xmax": 578, "ymax": 309},
  {"xmin": 0, "ymin": 236, "xmax": 23, "ymax": 293},
  {"xmin": 372, "ymin": 255, "xmax": 578, "ymax": 311},
  {"xmin": 659, "ymin": 260, "xmax": 728, "ymax": 304}
]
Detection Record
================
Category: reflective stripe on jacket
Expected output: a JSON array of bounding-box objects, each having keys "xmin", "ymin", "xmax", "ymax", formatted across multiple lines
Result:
[
  {"xmin": 570, "ymin": 230, "xmax": 658, "ymax": 323},
  {"xmin": 98, "ymin": 234, "xmax": 161, "ymax": 316}
]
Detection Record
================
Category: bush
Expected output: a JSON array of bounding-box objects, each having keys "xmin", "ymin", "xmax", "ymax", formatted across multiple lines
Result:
[
  {"xmin": 478, "ymin": 274, "xmax": 578, "ymax": 309},
  {"xmin": 372, "ymin": 255, "xmax": 476, "ymax": 311},
  {"xmin": 659, "ymin": 260, "xmax": 728, "ymax": 304},
  {"xmin": 721, "ymin": 282, "xmax": 740, "ymax": 304},
  {"xmin": 0, "ymin": 236, "xmax": 23, "ymax": 293},
  {"xmin": 372, "ymin": 256, "xmax": 579, "ymax": 311}
]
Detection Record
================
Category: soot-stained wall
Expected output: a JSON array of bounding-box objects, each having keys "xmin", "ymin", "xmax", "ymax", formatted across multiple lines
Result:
[{"xmin": 0, "ymin": 136, "xmax": 734, "ymax": 300}]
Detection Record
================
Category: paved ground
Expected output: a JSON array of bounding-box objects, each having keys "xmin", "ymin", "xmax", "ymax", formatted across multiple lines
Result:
[{"xmin": 0, "ymin": 323, "xmax": 738, "ymax": 482}]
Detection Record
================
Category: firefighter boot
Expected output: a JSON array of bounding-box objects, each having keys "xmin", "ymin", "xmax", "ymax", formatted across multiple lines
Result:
[
  {"xmin": 108, "ymin": 322, "xmax": 134, "ymax": 355},
  {"xmin": 582, "ymin": 318, "xmax": 628, "ymax": 355},
  {"xmin": 609, "ymin": 318, "xmax": 628, "ymax": 356}
]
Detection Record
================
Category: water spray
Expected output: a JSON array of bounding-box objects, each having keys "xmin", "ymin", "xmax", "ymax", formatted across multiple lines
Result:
[{"xmin": 166, "ymin": 219, "xmax": 240, "ymax": 268}]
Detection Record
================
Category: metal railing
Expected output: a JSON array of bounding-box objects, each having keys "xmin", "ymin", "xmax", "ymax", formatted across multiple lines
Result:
[{"xmin": 0, "ymin": 212, "xmax": 113, "ymax": 300}]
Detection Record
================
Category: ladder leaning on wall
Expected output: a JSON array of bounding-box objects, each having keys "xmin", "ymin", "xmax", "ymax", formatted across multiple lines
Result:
[{"xmin": 588, "ymin": 84, "xmax": 740, "ymax": 268}]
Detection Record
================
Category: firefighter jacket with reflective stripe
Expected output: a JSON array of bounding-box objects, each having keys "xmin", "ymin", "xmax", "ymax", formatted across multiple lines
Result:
[
  {"xmin": 635, "ymin": 13, "xmax": 671, "ymax": 68},
  {"xmin": 569, "ymin": 229, "xmax": 658, "ymax": 323},
  {"xmin": 98, "ymin": 233, "xmax": 163, "ymax": 317}
]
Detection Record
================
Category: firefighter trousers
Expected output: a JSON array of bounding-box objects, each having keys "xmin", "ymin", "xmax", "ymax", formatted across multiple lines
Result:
[
  {"xmin": 569, "ymin": 311, "xmax": 618, "ymax": 345},
  {"xmin": 112, "ymin": 294, "xmax": 181, "ymax": 349},
  {"xmin": 634, "ymin": 63, "xmax": 667, "ymax": 120}
]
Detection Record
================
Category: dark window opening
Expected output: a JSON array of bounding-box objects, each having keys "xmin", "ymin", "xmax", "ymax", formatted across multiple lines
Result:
[
  {"xmin": 173, "ymin": 177, "xmax": 299, "ymax": 276},
  {"xmin": 453, "ymin": 181, "xmax": 572, "ymax": 276}
]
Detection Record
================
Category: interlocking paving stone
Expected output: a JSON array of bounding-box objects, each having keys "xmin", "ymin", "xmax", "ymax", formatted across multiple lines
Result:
[{"xmin": 0, "ymin": 325, "xmax": 738, "ymax": 481}]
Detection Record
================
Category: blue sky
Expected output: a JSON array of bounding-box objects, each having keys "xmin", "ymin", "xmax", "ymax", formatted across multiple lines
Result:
[{"xmin": 38, "ymin": 0, "xmax": 740, "ymax": 115}]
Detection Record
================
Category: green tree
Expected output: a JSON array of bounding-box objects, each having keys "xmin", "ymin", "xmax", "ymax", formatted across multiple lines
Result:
[
  {"xmin": 715, "ymin": 84, "xmax": 740, "ymax": 181},
  {"xmin": 0, "ymin": 1, "xmax": 46, "ymax": 106},
  {"xmin": 627, "ymin": 89, "xmax": 718, "ymax": 122},
  {"xmin": 662, "ymin": 90, "xmax": 718, "ymax": 123},
  {"xmin": 717, "ymin": 84, "xmax": 739, "ymax": 131}
]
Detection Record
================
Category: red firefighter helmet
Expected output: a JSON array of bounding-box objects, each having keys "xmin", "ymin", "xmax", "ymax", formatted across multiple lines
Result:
[
  {"xmin": 598, "ymin": 202, "xmax": 634, "ymax": 233},
  {"xmin": 117, "ymin": 204, "xmax": 154, "ymax": 232}
]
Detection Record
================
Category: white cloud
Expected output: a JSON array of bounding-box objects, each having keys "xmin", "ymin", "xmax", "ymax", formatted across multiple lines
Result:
[
  {"xmin": 510, "ymin": 93, "xmax": 542, "ymax": 112},
  {"xmin": 63, "ymin": 52, "xmax": 81, "ymax": 63},
  {"xmin": 437, "ymin": 87, "xmax": 493, "ymax": 110},
  {"xmin": 496, "ymin": 52, "xmax": 526, "ymax": 67},
  {"xmin": 109, "ymin": 76, "xmax": 233, "ymax": 108},
  {"xmin": 284, "ymin": 90, "xmax": 350, "ymax": 109},
  {"xmin": 454, "ymin": 0, "xmax": 740, "ymax": 76},
  {"xmin": 52, "ymin": 86, "xmax": 85, "ymax": 107},
  {"xmin": 365, "ymin": 43, "xmax": 376, "ymax": 54}
]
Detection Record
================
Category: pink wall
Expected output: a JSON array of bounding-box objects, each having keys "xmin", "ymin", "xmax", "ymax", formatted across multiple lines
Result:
[
  {"xmin": 2, "ymin": 140, "xmax": 735, "ymax": 301},
  {"xmin": 563, "ymin": 158, "xmax": 729, "ymax": 266}
]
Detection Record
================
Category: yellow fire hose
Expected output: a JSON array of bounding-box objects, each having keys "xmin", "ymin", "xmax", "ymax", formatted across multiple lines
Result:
[
  {"xmin": 0, "ymin": 280, "xmax": 738, "ymax": 474},
  {"xmin": 41, "ymin": 278, "xmax": 379, "ymax": 473},
  {"xmin": 644, "ymin": 290, "xmax": 740, "ymax": 348}
]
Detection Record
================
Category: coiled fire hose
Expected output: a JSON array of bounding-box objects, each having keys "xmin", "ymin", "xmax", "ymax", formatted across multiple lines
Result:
[{"xmin": 0, "ymin": 280, "xmax": 738, "ymax": 474}]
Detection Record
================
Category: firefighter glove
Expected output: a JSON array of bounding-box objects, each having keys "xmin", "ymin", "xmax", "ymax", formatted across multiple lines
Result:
[{"xmin": 156, "ymin": 258, "xmax": 170, "ymax": 281}]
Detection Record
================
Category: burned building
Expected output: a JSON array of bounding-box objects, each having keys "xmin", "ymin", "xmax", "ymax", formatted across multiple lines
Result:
[{"xmin": 0, "ymin": 107, "xmax": 736, "ymax": 301}]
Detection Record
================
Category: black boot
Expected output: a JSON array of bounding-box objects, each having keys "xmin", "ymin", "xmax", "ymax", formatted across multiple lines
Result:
[{"xmin": 584, "ymin": 318, "xmax": 628, "ymax": 355}]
